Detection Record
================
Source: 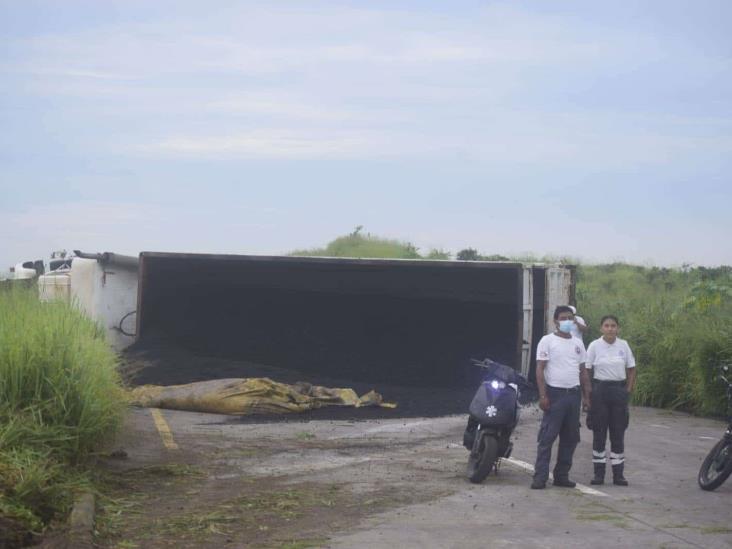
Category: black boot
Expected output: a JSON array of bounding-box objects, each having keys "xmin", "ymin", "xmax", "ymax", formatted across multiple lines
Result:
[
  {"xmin": 591, "ymin": 463, "xmax": 605, "ymax": 485},
  {"xmin": 612, "ymin": 463, "xmax": 628, "ymax": 486}
]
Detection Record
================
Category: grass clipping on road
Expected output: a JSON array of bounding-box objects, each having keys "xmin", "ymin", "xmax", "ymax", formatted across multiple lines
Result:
[{"xmin": 0, "ymin": 286, "xmax": 125, "ymax": 546}]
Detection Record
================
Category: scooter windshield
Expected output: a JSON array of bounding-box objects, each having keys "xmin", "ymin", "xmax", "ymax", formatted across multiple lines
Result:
[{"xmin": 480, "ymin": 360, "xmax": 523, "ymax": 385}]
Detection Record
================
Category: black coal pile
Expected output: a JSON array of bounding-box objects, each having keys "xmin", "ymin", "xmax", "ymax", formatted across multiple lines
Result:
[{"xmin": 122, "ymin": 340, "xmax": 476, "ymax": 422}]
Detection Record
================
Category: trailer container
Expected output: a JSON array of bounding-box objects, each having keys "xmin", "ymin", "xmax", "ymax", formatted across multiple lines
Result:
[{"xmin": 135, "ymin": 252, "xmax": 574, "ymax": 389}]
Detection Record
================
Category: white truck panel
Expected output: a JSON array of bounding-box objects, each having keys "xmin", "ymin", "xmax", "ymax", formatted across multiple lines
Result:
[
  {"xmin": 521, "ymin": 266, "xmax": 534, "ymax": 377},
  {"xmin": 544, "ymin": 266, "xmax": 574, "ymax": 334},
  {"xmin": 520, "ymin": 265, "xmax": 575, "ymax": 377},
  {"xmin": 39, "ymin": 257, "xmax": 138, "ymax": 351},
  {"xmin": 38, "ymin": 271, "xmax": 71, "ymax": 302}
]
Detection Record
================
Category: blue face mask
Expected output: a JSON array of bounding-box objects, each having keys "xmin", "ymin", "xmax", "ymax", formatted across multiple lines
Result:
[{"xmin": 559, "ymin": 319, "xmax": 574, "ymax": 333}]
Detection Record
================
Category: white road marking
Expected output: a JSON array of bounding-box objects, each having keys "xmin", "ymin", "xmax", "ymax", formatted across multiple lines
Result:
[
  {"xmin": 361, "ymin": 420, "xmax": 436, "ymax": 434},
  {"xmin": 329, "ymin": 419, "xmax": 437, "ymax": 439},
  {"xmin": 504, "ymin": 457, "xmax": 609, "ymax": 497},
  {"xmin": 574, "ymin": 483, "xmax": 609, "ymax": 497},
  {"xmin": 698, "ymin": 436, "xmax": 716, "ymax": 440},
  {"xmin": 649, "ymin": 424, "xmax": 671, "ymax": 429}
]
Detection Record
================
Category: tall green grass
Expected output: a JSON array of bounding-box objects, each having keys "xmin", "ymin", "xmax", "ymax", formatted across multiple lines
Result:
[
  {"xmin": 577, "ymin": 265, "xmax": 732, "ymax": 416},
  {"xmin": 0, "ymin": 285, "xmax": 125, "ymax": 542}
]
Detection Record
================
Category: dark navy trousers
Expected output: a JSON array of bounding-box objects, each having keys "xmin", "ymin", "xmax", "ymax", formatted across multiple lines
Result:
[
  {"xmin": 591, "ymin": 381, "xmax": 629, "ymax": 467},
  {"xmin": 533, "ymin": 386, "xmax": 581, "ymax": 482}
]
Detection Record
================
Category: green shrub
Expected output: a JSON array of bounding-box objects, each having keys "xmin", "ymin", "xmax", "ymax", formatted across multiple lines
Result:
[
  {"xmin": 425, "ymin": 249, "xmax": 451, "ymax": 260},
  {"xmin": 291, "ymin": 228, "xmax": 420, "ymax": 259}
]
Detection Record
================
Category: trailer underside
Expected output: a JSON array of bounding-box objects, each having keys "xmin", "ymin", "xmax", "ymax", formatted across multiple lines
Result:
[{"xmin": 135, "ymin": 254, "xmax": 524, "ymax": 400}]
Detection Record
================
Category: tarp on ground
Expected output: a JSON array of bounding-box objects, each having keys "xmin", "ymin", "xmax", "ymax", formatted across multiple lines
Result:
[{"xmin": 128, "ymin": 377, "xmax": 397, "ymax": 415}]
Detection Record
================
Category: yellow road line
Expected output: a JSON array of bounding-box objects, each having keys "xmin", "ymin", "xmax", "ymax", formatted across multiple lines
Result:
[{"xmin": 151, "ymin": 408, "xmax": 179, "ymax": 450}]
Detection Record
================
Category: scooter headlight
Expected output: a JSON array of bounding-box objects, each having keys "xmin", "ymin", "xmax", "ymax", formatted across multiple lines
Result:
[{"xmin": 490, "ymin": 380, "xmax": 506, "ymax": 390}]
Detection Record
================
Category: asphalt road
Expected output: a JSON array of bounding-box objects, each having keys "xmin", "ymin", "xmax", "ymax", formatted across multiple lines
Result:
[{"xmin": 113, "ymin": 404, "xmax": 732, "ymax": 548}]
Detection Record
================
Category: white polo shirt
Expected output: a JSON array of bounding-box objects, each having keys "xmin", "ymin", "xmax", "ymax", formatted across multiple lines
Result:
[
  {"xmin": 536, "ymin": 333, "xmax": 587, "ymax": 388},
  {"xmin": 586, "ymin": 337, "xmax": 636, "ymax": 381}
]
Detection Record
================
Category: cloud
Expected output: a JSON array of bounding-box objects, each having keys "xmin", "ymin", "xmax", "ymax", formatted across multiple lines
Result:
[
  {"xmin": 2, "ymin": 1, "xmax": 731, "ymax": 267},
  {"xmin": 205, "ymin": 93, "xmax": 368, "ymax": 123},
  {"xmin": 0, "ymin": 200, "xmax": 283, "ymax": 268},
  {"xmin": 133, "ymin": 108, "xmax": 732, "ymax": 165},
  {"xmin": 143, "ymin": 129, "xmax": 422, "ymax": 159},
  {"xmin": 6, "ymin": 3, "xmax": 665, "ymax": 91},
  {"xmin": 9, "ymin": 2, "xmax": 723, "ymax": 166},
  {"xmin": 24, "ymin": 68, "xmax": 137, "ymax": 80}
]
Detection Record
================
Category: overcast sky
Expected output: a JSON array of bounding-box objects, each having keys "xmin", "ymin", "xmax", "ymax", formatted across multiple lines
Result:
[{"xmin": 2, "ymin": 0, "xmax": 731, "ymax": 268}]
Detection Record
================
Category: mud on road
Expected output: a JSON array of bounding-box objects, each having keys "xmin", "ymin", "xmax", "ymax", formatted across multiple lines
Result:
[{"xmin": 95, "ymin": 408, "xmax": 460, "ymax": 548}]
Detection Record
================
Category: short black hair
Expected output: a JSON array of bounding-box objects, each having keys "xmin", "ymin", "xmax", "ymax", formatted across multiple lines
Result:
[
  {"xmin": 600, "ymin": 315, "xmax": 620, "ymax": 326},
  {"xmin": 554, "ymin": 305, "xmax": 573, "ymax": 320}
]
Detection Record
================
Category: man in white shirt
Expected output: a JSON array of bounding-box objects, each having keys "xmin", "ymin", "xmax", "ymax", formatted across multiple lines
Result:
[
  {"xmin": 531, "ymin": 305, "xmax": 591, "ymax": 490},
  {"xmin": 568, "ymin": 305, "xmax": 587, "ymax": 342}
]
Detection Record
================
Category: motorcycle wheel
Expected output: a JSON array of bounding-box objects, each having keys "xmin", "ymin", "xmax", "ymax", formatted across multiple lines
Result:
[
  {"xmin": 698, "ymin": 437, "xmax": 732, "ymax": 491},
  {"xmin": 467, "ymin": 432, "xmax": 498, "ymax": 484}
]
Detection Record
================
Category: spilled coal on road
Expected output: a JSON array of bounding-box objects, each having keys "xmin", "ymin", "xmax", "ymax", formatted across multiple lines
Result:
[{"xmin": 122, "ymin": 340, "xmax": 480, "ymax": 423}]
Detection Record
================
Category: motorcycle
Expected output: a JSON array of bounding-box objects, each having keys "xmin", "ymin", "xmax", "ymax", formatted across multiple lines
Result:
[
  {"xmin": 698, "ymin": 364, "xmax": 732, "ymax": 491},
  {"xmin": 463, "ymin": 358, "xmax": 527, "ymax": 484}
]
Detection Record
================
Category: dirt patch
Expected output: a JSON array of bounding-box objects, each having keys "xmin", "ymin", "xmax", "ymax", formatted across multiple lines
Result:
[
  {"xmin": 91, "ymin": 411, "xmax": 460, "ymax": 549},
  {"xmin": 0, "ymin": 516, "xmax": 38, "ymax": 549},
  {"xmin": 94, "ymin": 459, "xmax": 449, "ymax": 548}
]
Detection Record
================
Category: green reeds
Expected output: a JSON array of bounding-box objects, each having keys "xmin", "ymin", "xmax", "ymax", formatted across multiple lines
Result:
[
  {"xmin": 0, "ymin": 285, "xmax": 124, "ymax": 538},
  {"xmin": 577, "ymin": 264, "xmax": 732, "ymax": 416}
]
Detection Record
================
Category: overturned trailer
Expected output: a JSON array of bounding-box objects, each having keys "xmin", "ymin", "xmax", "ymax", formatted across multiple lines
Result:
[
  {"xmin": 134, "ymin": 253, "xmax": 574, "ymax": 390},
  {"xmin": 38, "ymin": 252, "xmax": 139, "ymax": 350}
]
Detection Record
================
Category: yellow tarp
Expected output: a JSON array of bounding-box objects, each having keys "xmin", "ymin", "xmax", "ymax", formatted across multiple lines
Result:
[{"xmin": 129, "ymin": 377, "xmax": 397, "ymax": 415}]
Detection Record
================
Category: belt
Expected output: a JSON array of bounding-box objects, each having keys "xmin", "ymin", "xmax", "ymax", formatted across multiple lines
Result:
[
  {"xmin": 546, "ymin": 385, "xmax": 580, "ymax": 393},
  {"xmin": 593, "ymin": 379, "xmax": 625, "ymax": 385}
]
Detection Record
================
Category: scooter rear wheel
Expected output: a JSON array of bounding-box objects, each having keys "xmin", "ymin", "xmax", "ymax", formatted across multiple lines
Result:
[
  {"xmin": 698, "ymin": 437, "xmax": 732, "ymax": 491},
  {"xmin": 467, "ymin": 432, "xmax": 498, "ymax": 484}
]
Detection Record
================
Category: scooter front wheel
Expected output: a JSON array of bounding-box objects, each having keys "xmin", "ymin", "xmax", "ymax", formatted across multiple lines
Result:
[
  {"xmin": 698, "ymin": 437, "xmax": 732, "ymax": 491},
  {"xmin": 467, "ymin": 432, "xmax": 498, "ymax": 484}
]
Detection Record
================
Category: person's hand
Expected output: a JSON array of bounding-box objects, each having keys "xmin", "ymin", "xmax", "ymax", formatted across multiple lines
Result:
[
  {"xmin": 582, "ymin": 396, "xmax": 591, "ymax": 411},
  {"xmin": 539, "ymin": 395, "xmax": 550, "ymax": 412}
]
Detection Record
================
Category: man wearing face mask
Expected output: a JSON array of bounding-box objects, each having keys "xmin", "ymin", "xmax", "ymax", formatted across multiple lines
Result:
[{"xmin": 531, "ymin": 305, "xmax": 591, "ymax": 490}]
